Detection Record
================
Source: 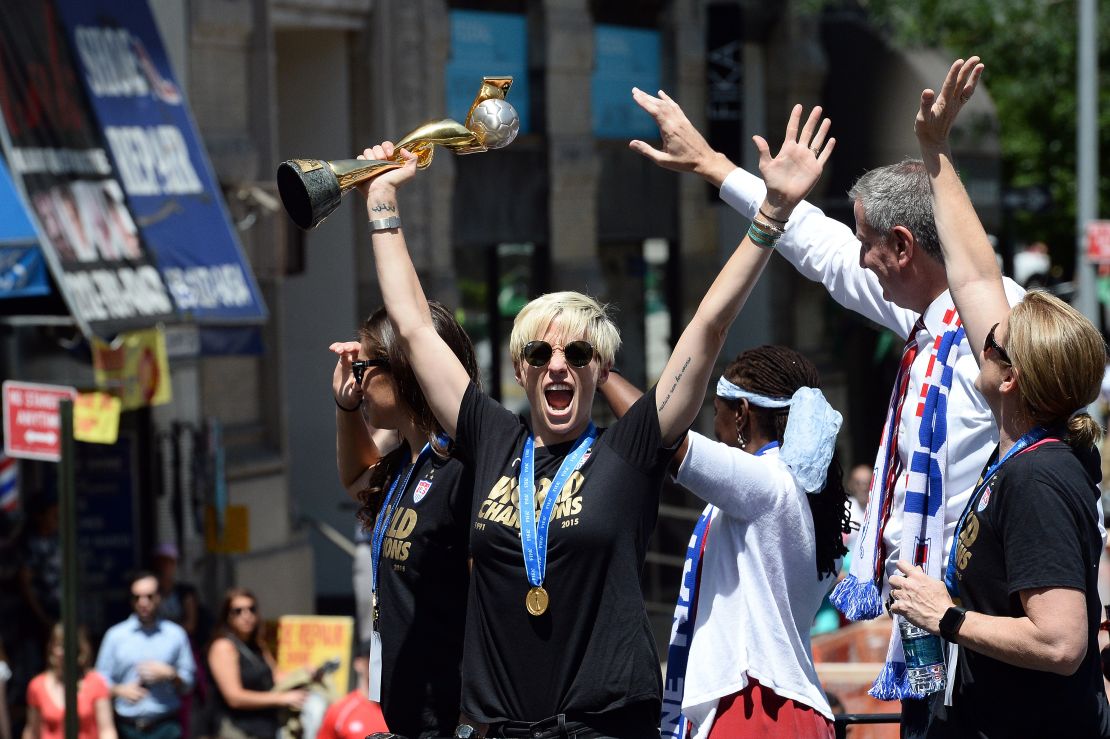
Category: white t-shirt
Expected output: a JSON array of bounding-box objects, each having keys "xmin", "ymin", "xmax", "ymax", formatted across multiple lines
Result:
[{"xmin": 675, "ymin": 432, "xmax": 835, "ymax": 736}]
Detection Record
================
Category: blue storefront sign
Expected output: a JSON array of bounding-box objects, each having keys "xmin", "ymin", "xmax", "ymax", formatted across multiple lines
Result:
[
  {"xmin": 54, "ymin": 0, "xmax": 267, "ymax": 325},
  {"xmin": 447, "ymin": 10, "xmax": 531, "ymax": 134},
  {"xmin": 592, "ymin": 25, "xmax": 661, "ymax": 139},
  {"xmin": 0, "ymin": 158, "xmax": 49, "ymax": 299}
]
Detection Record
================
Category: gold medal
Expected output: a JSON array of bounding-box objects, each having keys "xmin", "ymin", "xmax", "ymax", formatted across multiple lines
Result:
[{"xmin": 525, "ymin": 586, "xmax": 549, "ymax": 616}]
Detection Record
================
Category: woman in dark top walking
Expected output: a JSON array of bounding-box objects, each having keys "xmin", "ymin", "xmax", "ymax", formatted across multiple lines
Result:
[{"xmin": 207, "ymin": 589, "xmax": 305, "ymax": 739}]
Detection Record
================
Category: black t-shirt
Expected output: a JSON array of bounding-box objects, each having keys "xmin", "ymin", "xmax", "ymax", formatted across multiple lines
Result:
[
  {"xmin": 375, "ymin": 445, "xmax": 473, "ymax": 738},
  {"xmin": 455, "ymin": 382, "xmax": 675, "ymax": 731},
  {"xmin": 927, "ymin": 440, "xmax": 1110, "ymax": 738}
]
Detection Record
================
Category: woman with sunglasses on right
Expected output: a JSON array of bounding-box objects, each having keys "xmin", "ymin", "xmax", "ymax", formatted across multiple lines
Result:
[
  {"xmin": 207, "ymin": 588, "xmax": 305, "ymax": 739},
  {"xmin": 355, "ymin": 100, "xmax": 834, "ymax": 737},
  {"xmin": 887, "ymin": 57, "xmax": 1110, "ymax": 737},
  {"xmin": 329, "ymin": 302, "xmax": 479, "ymax": 738}
]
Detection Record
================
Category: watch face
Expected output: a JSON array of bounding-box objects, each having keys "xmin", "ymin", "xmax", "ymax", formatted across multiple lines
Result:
[{"xmin": 454, "ymin": 726, "xmax": 477, "ymax": 739}]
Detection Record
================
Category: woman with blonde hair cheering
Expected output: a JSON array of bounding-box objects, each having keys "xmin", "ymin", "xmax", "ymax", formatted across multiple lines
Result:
[{"xmin": 355, "ymin": 97, "xmax": 834, "ymax": 736}]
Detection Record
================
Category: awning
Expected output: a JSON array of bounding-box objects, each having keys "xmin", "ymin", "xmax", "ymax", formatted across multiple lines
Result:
[{"xmin": 0, "ymin": 0, "xmax": 267, "ymax": 339}]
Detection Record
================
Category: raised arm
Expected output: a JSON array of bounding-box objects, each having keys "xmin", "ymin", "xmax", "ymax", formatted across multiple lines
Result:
[
  {"xmin": 632, "ymin": 88, "xmax": 915, "ymax": 340},
  {"xmin": 915, "ymin": 56, "xmax": 1008, "ymax": 364},
  {"xmin": 599, "ymin": 370, "xmax": 691, "ymax": 468},
  {"xmin": 633, "ymin": 98, "xmax": 834, "ymax": 444},
  {"xmin": 356, "ymin": 144, "xmax": 472, "ymax": 437}
]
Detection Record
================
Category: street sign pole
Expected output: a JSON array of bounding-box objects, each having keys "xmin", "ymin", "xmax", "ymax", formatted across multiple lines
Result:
[
  {"xmin": 59, "ymin": 399, "xmax": 78, "ymax": 739},
  {"xmin": 1075, "ymin": 0, "xmax": 1099, "ymax": 322}
]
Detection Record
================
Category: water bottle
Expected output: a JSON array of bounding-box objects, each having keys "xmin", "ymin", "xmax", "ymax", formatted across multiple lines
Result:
[{"xmin": 898, "ymin": 616, "xmax": 947, "ymax": 695}]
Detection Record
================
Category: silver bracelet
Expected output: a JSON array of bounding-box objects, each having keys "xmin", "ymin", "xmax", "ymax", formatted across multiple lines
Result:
[{"xmin": 368, "ymin": 216, "xmax": 401, "ymax": 232}]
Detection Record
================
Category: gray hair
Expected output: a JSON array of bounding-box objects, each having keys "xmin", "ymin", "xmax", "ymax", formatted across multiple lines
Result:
[{"xmin": 848, "ymin": 159, "xmax": 941, "ymax": 262}]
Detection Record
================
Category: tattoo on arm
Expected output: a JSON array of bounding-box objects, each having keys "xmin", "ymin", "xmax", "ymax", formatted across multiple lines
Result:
[
  {"xmin": 657, "ymin": 356, "xmax": 692, "ymax": 412},
  {"xmin": 370, "ymin": 202, "xmax": 397, "ymax": 213}
]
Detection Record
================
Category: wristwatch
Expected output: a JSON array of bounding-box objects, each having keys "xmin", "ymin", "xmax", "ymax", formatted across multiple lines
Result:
[{"xmin": 940, "ymin": 605, "xmax": 968, "ymax": 642}]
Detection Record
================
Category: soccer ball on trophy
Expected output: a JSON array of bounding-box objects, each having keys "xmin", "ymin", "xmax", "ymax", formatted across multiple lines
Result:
[{"xmin": 468, "ymin": 98, "xmax": 520, "ymax": 150}]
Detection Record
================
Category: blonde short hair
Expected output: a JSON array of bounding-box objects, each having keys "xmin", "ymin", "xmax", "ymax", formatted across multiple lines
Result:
[
  {"xmin": 509, "ymin": 291, "xmax": 620, "ymax": 367},
  {"xmin": 1008, "ymin": 290, "xmax": 1107, "ymax": 448}
]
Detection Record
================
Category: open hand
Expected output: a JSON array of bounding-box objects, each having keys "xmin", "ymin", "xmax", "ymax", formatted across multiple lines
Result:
[
  {"xmin": 915, "ymin": 56, "xmax": 984, "ymax": 149},
  {"xmin": 888, "ymin": 560, "xmax": 954, "ymax": 634},
  {"xmin": 628, "ymin": 88, "xmax": 733, "ymax": 186},
  {"xmin": 756, "ymin": 105, "xmax": 834, "ymax": 220},
  {"xmin": 329, "ymin": 340, "xmax": 363, "ymax": 410}
]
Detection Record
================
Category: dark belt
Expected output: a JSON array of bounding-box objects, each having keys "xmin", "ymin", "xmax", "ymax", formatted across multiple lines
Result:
[
  {"xmin": 115, "ymin": 713, "xmax": 177, "ymax": 731},
  {"xmin": 489, "ymin": 714, "xmax": 592, "ymax": 739}
]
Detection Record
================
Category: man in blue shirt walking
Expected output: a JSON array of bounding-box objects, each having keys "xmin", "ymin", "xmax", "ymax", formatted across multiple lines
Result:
[{"xmin": 96, "ymin": 571, "xmax": 195, "ymax": 739}]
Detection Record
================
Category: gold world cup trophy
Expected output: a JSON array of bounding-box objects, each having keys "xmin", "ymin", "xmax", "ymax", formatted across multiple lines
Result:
[{"xmin": 277, "ymin": 76, "xmax": 519, "ymax": 230}]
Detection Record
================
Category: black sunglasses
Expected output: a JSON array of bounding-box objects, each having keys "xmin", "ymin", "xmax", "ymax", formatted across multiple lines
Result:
[
  {"xmin": 230, "ymin": 604, "xmax": 257, "ymax": 617},
  {"xmin": 984, "ymin": 323, "xmax": 1011, "ymax": 365},
  {"xmin": 352, "ymin": 358, "xmax": 389, "ymax": 384},
  {"xmin": 521, "ymin": 340, "xmax": 595, "ymax": 368}
]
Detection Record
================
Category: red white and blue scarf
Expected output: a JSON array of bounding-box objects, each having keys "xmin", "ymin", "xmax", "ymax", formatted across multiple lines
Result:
[{"xmin": 831, "ymin": 308, "xmax": 964, "ymax": 700}]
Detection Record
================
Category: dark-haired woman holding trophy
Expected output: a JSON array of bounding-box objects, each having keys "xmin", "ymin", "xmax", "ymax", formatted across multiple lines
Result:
[{"xmin": 352, "ymin": 97, "xmax": 832, "ymax": 737}]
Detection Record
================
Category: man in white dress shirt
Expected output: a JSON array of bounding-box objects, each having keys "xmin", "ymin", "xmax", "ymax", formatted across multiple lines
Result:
[{"xmin": 628, "ymin": 88, "xmax": 1023, "ymax": 723}]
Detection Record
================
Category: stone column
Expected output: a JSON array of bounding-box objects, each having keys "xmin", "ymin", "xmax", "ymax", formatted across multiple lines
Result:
[
  {"xmin": 535, "ymin": 0, "xmax": 600, "ymax": 293},
  {"xmin": 355, "ymin": 0, "xmax": 457, "ymax": 313}
]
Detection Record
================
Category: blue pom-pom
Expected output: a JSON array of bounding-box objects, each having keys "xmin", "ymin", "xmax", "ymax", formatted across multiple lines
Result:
[
  {"xmin": 830, "ymin": 574, "xmax": 884, "ymax": 621},
  {"xmin": 868, "ymin": 661, "xmax": 916, "ymax": 701}
]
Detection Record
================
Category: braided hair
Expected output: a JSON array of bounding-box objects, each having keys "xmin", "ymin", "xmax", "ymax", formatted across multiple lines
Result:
[{"xmin": 721, "ymin": 345, "xmax": 850, "ymax": 579}]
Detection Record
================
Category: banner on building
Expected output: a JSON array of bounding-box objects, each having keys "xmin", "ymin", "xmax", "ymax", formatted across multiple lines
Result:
[
  {"xmin": 592, "ymin": 25, "xmax": 661, "ymax": 139},
  {"xmin": 74, "ymin": 391, "xmax": 121, "ymax": 444},
  {"xmin": 91, "ymin": 326, "xmax": 172, "ymax": 409},
  {"xmin": 0, "ymin": 1, "xmax": 177, "ymax": 336},
  {"xmin": 447, "ymin": 11, "xmax": 531, "ymax": 134},
  {"xmin": 54, "ymin": 0, "xmax": 268, "ymax": 325}
]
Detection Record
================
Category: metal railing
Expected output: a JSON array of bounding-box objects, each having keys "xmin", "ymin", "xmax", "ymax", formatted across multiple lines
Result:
[{"xmin": 833, "ymin": 713, "xmax": 902, "ymax": 738}]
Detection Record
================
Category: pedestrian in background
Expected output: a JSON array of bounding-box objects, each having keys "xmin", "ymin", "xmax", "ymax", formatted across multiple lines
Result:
[
  {"xmin": 314, "ymin": 642, "xmax": 387, "ymax": 739},
  {"xmin": 95, "ymin": 571, "xmax": 195, "ymax": 739},
  {"xmin": 207, "ymin": 588, "xmax": 304, "ymax": 739},
  {"xmin": 23, "ymin": 624, "xmax": 115, "ymax": 739},
  {"xmin": 151, "ymin": 545, "xmax": 207, "ymax": 739}
]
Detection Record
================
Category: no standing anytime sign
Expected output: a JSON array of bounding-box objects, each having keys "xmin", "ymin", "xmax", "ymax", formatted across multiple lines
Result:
[{"xmin": 2, "ymin": 381, "xmax": 77, "ymax": 462}]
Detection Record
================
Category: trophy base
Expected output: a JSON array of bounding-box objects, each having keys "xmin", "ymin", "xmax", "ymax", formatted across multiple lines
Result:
[{"xmin": 277, "ymin": 159, "xmax": 341, "ymax": 230}]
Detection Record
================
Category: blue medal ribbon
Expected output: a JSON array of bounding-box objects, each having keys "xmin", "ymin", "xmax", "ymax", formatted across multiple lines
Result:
[
  {"xmin": 943, "ymin": 426, "xmax": 1050, "ymax": 597},
  {"xmin": 519, "ymin": 423, "xmax": 597, "ymax": 588},
  {"xmin": 371, "ymin": 443, "xmax": 432, "ymax": 621}
]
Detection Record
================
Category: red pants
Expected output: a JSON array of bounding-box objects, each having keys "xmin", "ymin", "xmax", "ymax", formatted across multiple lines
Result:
[{"xmin": 707, "ymin": 678, "xmax": 834, "ymax": 739}]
